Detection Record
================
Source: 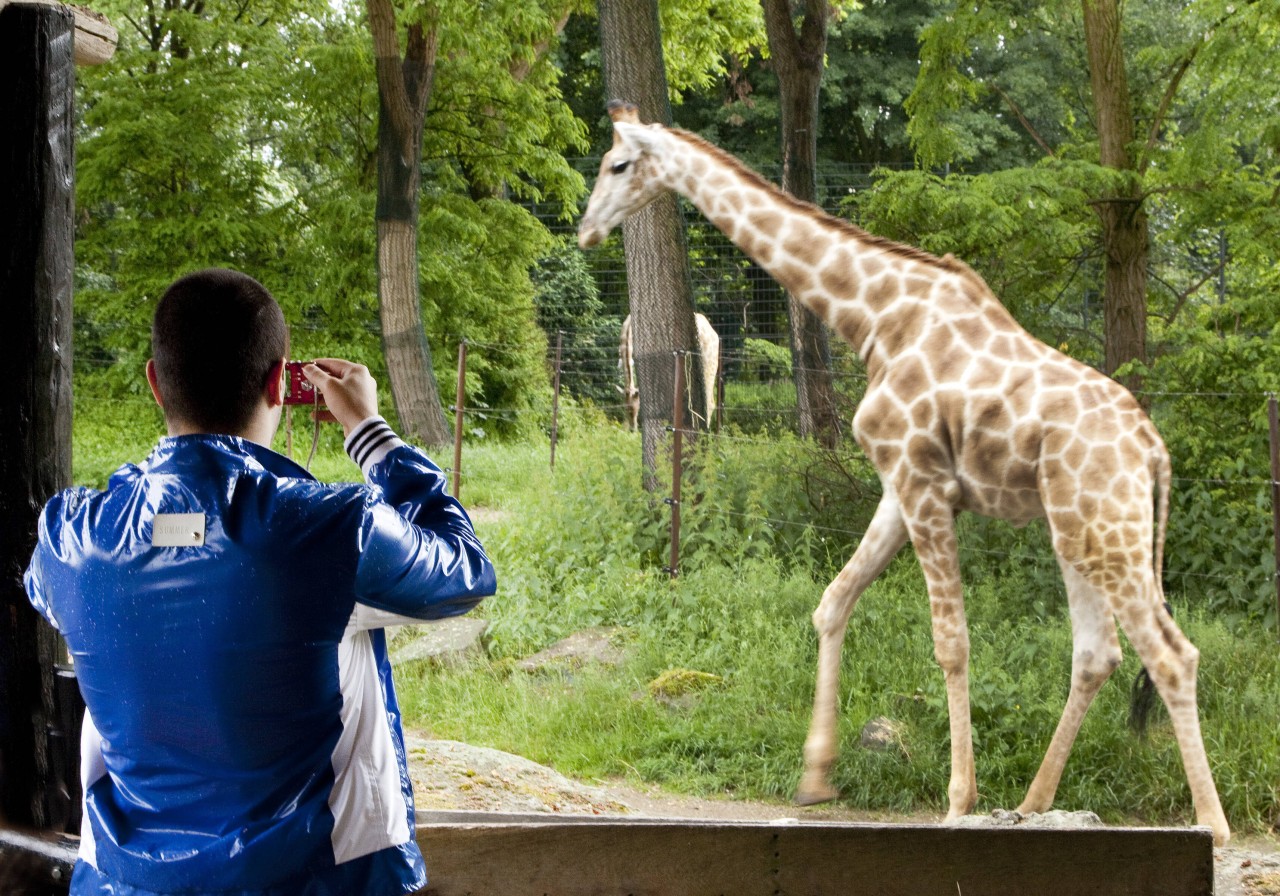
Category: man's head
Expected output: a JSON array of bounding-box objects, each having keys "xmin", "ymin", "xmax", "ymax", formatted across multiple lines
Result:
[{"xmin": 149, "ymin": 268, "xmax": 288, "ymax": 434}]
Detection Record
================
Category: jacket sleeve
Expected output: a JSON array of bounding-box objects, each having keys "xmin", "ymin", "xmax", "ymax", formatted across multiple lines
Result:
[
  {"xmin": 347, "ymin": 420, "xmax": 495, "ymax": 627},
  {"xmin": 24, "ymin": 489, "xmax": 89, "ymax": 633}
]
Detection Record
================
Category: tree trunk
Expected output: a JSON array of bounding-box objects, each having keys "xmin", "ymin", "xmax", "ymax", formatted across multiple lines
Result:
[
  {"xmin": 762, "ymin": 0, "xmax": 841, "ymax": 447},
  {"xmin": 0, "ymin": 3, "xmax": 74, "ymax": 829},
  {"xmin": 1082, "ymin": 0, "xmax": 1148, "ymax": 391},
  {"xmin": 367, "ymin": 0, "xmax": 450, "ymax": 447},
  {"xmin": 597, "ymin": 0, "xmax": 704, "ymax": 482}
]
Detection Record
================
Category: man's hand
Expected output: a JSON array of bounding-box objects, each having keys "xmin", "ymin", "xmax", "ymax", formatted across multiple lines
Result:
[{"xmin": 302, "ymin": 359, "xmax": 379, "ymax": 437}]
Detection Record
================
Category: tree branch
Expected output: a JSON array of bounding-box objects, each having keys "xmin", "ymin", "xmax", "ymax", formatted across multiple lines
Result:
[
  {"xmin": 989, "ymin": 81, "xmax": 1055, "ymax": 157},
  {"xmin": 1140, "ymin": 1, "xmax": 1257, "ymax": 169}
]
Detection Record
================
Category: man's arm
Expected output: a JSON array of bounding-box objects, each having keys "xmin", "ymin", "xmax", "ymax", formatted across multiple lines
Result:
[{"xmin": 303, "ymin": 360, "xmax": 496, "ymax": 628}]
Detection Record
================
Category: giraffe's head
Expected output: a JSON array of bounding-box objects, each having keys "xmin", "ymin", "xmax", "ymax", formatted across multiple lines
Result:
[{"xmin": 577, "ymin": 101, "xmax": 669, "ymax": 249}]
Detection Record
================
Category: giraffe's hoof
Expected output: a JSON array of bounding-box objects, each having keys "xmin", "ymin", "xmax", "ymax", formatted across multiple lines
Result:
[{"xmin": 794, "ymin": 782, "xmax": 839, "ymax": 807}]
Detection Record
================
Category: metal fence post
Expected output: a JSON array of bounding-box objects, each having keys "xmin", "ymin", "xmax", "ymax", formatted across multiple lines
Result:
[
  {"xmin": 1268, "ymin": 394, "xmax": 1280, "ymax": 636},
  {"xmin": 550, "ymin": 331, "xmax": 563, "ymax": 470},
  {"xmin": 666, "ymin": 351, "xmax": 685, "ymax": 579}
]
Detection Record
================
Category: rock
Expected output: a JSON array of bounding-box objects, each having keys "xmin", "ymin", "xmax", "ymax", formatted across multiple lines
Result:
[
  {"xmin": 859, "ymin": 716, "xmax": 906, "ymax": 753},
  {"xmin": 950, "ymin": 809, "xmax": 1104, "ymax": 830},
  {"xmin": 515, "ymin": 626, "xmax": 625, "ymax": 674},
  {"xmin": 404, "ymin": 737, "xmax": 630, "ymax": 815},
  {"xmin": 645, "ymin": 669, "xmax": 723, "ymax": 709},
  {"xmin": 391, "ymin": 617, "xmax": 489, "ymax": 667}
]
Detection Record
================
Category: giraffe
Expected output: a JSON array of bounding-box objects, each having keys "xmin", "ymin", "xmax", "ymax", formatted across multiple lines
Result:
[
  {"xmin": 577, "ymin": 101, "xmax": 1230, "ymax": 846},
  {"xmin": 620, "ymin": 312, "xmax": 720, "ymax": 431}
]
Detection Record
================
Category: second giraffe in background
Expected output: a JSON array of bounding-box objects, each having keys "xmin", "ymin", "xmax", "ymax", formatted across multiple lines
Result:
[{"xmin": 619, "ymin": 312, "xmax": 720, "ymax": 431}]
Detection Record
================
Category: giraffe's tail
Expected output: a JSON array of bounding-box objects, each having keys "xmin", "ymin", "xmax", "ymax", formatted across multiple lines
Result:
[
  {"xmin": 1129, "ymin": 443, "xmax": 1174, "ymax": 736},
  {"xmin": 1152, "ymin": 443, "xmax": 1171, "ymax": 602}
]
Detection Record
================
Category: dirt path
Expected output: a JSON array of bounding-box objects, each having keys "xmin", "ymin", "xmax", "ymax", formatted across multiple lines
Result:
[{"xmin": 406, "ymin": 735, "xmax": 1279, "ymax": 895}]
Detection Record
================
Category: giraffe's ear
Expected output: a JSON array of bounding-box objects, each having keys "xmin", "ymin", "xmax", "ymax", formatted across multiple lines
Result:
[{"xmin": 613, "ymin": 120, "xmax": 660, "ymax": 156}]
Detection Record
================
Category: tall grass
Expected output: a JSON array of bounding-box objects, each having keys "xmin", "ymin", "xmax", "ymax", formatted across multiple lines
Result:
[{"xmin": 72, "ymin": 408, "xmax": 1280, "ymax": 835}]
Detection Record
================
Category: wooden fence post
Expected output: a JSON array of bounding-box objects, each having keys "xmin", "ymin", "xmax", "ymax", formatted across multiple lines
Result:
[
  {"xmin": 666, "ymin": 352, "xmax": 685, "ymax": 579},
  {"xmin": 452, "ymin": 342, "xmax": 466, "ymax": 500},
  {"xmin": 0, "ymin": 1, "xmax": 76, "ymax": 830},
  {"xmin": 550, "ymin": 331, "xmax": 563, "ymax": 470},
  {"xmin": 1268, "ymin": 395, "xmax": 1280, "ymax": 637}
]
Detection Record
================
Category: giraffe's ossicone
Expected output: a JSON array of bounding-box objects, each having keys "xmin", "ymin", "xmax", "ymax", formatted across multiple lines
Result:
[{"xmin": 578, "ymin": 100, "xmax": 1230, "ymax": 847}]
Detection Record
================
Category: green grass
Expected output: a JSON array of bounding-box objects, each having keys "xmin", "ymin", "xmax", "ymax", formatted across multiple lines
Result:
[{"xmin": 71, "ymin": 409, "xmax": 1280, "ymax": 835}]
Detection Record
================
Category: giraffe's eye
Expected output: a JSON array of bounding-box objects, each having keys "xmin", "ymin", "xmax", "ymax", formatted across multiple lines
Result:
[{"xmin": 611, "ymin": 160, "xmax": 630, "ymax": 175}]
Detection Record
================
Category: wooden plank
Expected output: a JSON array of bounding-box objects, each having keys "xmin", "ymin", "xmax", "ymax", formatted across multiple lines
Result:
[
  {"xmin": 415, "ymin": 816, "xmax": 1214, "ymax": 896},
  {"xmin": 0, "ymin": 0, "xmax": 117, "ymax": 65}
]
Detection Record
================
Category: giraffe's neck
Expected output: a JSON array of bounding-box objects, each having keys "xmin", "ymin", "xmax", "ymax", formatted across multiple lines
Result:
[{"xmin": 654, "ymin": 128, "xmax": 991, "ymax": 366}]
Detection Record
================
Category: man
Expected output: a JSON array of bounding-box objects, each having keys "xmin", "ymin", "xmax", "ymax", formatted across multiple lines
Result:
[{"xmin": 24, "ymin": 268, "xmax": 496, "ymax": 895}]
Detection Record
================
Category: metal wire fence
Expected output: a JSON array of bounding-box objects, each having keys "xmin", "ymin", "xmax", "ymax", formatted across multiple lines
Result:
[{"xmin": 70, "ymin": 332, "xmax": 1280, "ymax": 631}]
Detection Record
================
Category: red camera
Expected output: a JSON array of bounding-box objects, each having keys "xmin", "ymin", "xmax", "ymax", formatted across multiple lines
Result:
[{"xmin": 283, "ymin": 360, "xmax": 322, "ymax": 406}]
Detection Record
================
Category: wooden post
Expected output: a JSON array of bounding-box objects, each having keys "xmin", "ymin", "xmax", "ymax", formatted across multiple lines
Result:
[
  {"xmin": 452, "ymin": 342, "xmax": 467, "ymax": 499},
  {"xmin": 666, "ymin": 352, "xmax": 685, "ymax": 579},
  {"xmin": 1269, "ymin": 395, "xmax": 1280, "ymax": 636},
  {"xmin": 549, "ymin": 332, "xmax": 563, "ymax": 470},
  {"xmin": 0, "ymin": 1, "xmax": 76, "ymax": 830}
]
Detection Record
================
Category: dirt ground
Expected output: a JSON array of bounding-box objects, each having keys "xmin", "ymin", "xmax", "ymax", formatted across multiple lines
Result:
[{"xmin": 406, "ymin": 735, "xmax": 1280, "ymax": 896}]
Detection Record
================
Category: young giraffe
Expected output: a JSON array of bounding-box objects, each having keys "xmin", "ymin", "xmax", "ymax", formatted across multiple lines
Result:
[{"xmin": 578, "ymin": 101, "xmax": 1230, "ymax": 845}]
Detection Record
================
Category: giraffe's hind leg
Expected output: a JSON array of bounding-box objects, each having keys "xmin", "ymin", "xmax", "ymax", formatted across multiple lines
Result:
[
  {"xmin": 1018, "ymin": 560, "xmax": 1122, "ymax": 815},
  {"xmin": 1047, "ymin": 511, "xmax": 1230, "ymax": 845},
  {"xmin": 1112, "ymin": 590, "xmax": 1230, "ymax": 845}
]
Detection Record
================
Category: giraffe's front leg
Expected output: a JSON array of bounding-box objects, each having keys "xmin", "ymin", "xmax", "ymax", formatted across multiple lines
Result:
[
  {"xmin": 796, "ymin": 492, "xmax": 907, "ymax": 806},
  {"xmin": 909, "ymin": 507, "xmax": 977, "ymax": 821}
]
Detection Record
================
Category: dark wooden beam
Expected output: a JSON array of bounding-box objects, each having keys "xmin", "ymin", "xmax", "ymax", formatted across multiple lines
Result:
[{"xmin": 0, "ymin": 0, "xmax": 76, "ymax": 830}]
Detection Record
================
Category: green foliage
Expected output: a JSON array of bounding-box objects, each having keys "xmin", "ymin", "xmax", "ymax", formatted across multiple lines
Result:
[
  {"xmin": 1144, "ymin": 314, "xmax": 1280, "ymax": 627},
  {"xmin": 737, "ymin": 338, "xmax": 792, "ymax": 382},
  {"xmin": 657, "ymin": 0, "xmax": 764, "ymax": 97},
  {"xmin": 531, "ymin": 237, "xmax": 621, "ymax": 409},
  {"xmin": 418, "ymin": 195, "xmax": 552, "ymax": 437}
]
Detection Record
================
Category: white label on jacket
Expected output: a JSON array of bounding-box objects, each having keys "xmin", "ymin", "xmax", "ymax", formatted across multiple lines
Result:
[{"xmin": 152, "ymin": 513, "xmax": 206, "ymax": 547}]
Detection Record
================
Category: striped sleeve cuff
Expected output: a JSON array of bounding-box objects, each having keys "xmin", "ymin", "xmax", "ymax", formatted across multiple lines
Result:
[{"xmin": 344, "ymin": 415, "xmax": 406, "ymax": 479}]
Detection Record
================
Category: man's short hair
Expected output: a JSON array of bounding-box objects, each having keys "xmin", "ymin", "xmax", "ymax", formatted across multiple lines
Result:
[{"xmin": 151, "ymin": 269, "xmax": 288, "ymax": 433}]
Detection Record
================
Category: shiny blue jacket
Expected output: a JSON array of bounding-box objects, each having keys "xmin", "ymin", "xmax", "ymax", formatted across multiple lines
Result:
[{"xmin": 25, "ymin": 426, "xmax": 496, "ymax": 895}]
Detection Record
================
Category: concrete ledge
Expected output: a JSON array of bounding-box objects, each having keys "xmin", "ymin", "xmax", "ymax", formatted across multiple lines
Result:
[{"xmin": 416, "ymin": 813, "xmax": 1214, "ymax": 896}]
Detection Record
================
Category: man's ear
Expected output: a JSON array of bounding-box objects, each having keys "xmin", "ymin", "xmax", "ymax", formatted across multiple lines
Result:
[
  {"xmin": 265, "ymin": 358, "xmax": 287, "ymax": 408},
  {"xmin": 145, "ymin": 359, "xmax": 164, "ymax": 408}
]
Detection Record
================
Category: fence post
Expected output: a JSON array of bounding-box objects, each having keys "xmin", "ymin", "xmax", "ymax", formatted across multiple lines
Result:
[
  {"xmin": 550, "ymin": 331, "xmax": 563, "ymax": 470},
  {"xmin": 666, "ymin": 351, "xmax": 685, "ymax": 580},
  {"xmin": 1268, "ymin": 395, "xmax": 1280, "ymax": 636},
  {"xmin": 715, "ymin": 343, "xmax": 724, "ymax": 433},
  {"xmin": 452, "ymin": 341, "xmax": 466, "ymax": 500}
]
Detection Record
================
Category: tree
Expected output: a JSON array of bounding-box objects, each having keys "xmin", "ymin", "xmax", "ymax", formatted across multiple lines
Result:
[
  {"xmin": 597, "ymin": 0, "xmax": 706, "ymax": 481},
  {"xmin": 364, "ymin": 0, "xmax": 449, "ymax": 445},
  {"xmin": 364, "ymin": 1, "xmax": 589, "ymax": 446},
  {"xmin": 761, "ymin": 0, "xmax": 840, "ymax": 446},
  {"xmin": 1081, "ymin": 0, "xmax": 1146, "ymax": 388}
]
